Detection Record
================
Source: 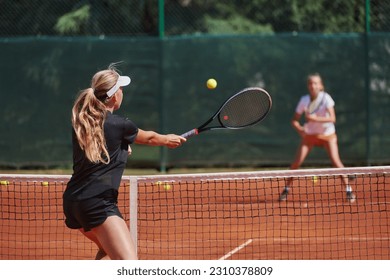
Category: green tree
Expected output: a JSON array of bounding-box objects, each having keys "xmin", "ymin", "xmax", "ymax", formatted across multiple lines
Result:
[{"xmin": 0, "ymin": 1, "xmax": 388, "ymax": 36}]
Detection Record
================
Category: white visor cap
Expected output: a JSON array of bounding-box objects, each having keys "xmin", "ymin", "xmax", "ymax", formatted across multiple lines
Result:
[{"xmin": 106, "ymin": 76, "xmax": 131, "ymax": 97}]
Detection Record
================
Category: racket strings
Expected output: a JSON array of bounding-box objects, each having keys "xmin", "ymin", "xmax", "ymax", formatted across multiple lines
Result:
[{"xmin": 219, "ymin": 89, "xmax": 271, "ymax": 128}]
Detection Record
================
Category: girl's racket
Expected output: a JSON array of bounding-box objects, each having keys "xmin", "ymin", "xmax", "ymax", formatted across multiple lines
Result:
[
  {"xmin": 181, "ymin": 87, "xmax": 272, "ymax": 138},
  {"xmin": 308, "ymin": 92, "xmax": 326, "ymax": 114}
]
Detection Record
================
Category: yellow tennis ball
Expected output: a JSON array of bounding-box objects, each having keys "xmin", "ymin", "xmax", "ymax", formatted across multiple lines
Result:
[
  {"xmin": 163, "ymin": 184, "xmax": 171, "ymax": 191},
  {"xmin": 41, "ymin": 181, "xmax": 49, "ymax": 187},
  {"xmin": 206, "ymin": 78, "xmax": 217, "ymax": 89},
  {"xmin": 312, "ymin": 176, "xmax": 318, "ymax": 184},
  {"xmin": 0, "ymin": 180, "xmax": 9, "ymax": 185}
]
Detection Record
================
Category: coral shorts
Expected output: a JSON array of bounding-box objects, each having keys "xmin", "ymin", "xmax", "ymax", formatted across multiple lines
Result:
[{"xmin": 302, "ymin": 133, "xmax": 337, "ymax": 147}]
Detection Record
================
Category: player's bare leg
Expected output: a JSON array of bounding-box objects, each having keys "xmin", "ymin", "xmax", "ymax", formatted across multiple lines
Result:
[
  {"xmin": 324, "ymin": 137, "xmax": 356, "ymax": 202},
  {"xmin": 279, "ymin": 142, "xmax": 312, "ymax": 201},
  {"xmin": 91, "ymin": 215, "xmax": 137, "ymax": 260},
  {"xmin": 80, "ymin": 229, "xmax": 110, "ymax": 260}
]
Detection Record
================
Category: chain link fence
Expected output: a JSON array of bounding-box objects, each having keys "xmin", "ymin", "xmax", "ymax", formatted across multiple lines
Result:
[{"xmin": 1, "ymin": 1, "xmax": 390, "ymax": 37}]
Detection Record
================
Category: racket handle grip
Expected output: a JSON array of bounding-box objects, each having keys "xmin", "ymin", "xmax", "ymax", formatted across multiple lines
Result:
[{"xmin": 181, "ymin": 129, "xmax": 198, "ymax": 139}]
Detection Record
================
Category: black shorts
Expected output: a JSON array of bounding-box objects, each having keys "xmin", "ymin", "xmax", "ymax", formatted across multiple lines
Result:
[{"xmin": 63, "ymin": 189, "xmax": 123, "ymax": 232}]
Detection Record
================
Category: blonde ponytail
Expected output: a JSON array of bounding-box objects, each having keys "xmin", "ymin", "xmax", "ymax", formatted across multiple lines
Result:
[
  {"xmin": 72, "ymin": 88, "xmax": 110, "ymax": 164},
  {"xmin": 71, "ymin": 65, "xmax": 123, "ymax": 164}
]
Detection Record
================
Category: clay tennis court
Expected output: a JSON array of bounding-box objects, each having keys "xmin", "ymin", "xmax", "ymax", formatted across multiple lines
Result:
[{"xmin": 1, "ymin": 167, "xmax": 389, "ymax": 260}]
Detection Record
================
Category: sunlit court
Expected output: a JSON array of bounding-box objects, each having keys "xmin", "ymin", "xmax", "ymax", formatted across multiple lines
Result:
[
  {"xmin": 1, "ymin": 3, "xmax": 390, "ymax": 279},
  {"xmin": 1, "ymin": 166, "xmax": 389, "ymax": 260}
]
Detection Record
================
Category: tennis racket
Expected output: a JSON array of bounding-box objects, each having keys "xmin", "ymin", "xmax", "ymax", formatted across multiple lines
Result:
[
  {"xmin": 181, "ymin": 87, "xmax": 272, "ymax": 138},
  {"xmin": 308, "ymin": 92, "xmax": 326, "ymax": 114}
]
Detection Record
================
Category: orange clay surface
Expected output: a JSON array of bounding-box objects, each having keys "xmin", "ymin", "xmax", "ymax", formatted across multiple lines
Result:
[{"xmin": 0, "ymin": 175, "xmax": 389, "ymax": 260}]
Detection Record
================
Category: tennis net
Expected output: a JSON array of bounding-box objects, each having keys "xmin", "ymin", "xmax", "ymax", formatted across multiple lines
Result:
[
  {"xmin": 0, "ymin": 175, "xmax": 130, "ymax": 260},
  {"xmin": 1, "ymin": 166, "xmax": 389, "ymax": 260}
]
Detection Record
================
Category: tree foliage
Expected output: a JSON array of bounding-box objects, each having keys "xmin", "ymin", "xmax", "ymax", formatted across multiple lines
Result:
[
  {"xmin": 1, "ymin": 0, "xmax": 386, "ymax": 36},
  {"xmin": 54, "ymin": 5, "xmax": 90, "ymax": 35}
]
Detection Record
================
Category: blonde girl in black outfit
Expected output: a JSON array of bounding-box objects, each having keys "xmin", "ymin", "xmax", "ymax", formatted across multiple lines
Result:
[{"xmin": 63, "ymin": 64, "xmax": 186, "ymax": 260}]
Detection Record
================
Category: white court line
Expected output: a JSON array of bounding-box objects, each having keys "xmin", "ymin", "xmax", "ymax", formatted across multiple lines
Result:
[
  {"xmin": 219, "ymin": 239, "xmax": 253, "ymax": 260},
  {"xmin": 216, "ymin": 236, "xmax": 389, "ymax": 260}
]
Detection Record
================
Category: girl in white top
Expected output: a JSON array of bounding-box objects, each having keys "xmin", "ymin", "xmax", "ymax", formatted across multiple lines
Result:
[
  {"xmin": 279, "ymin": 73, "xmax": 355, "ymax": 202},
  {"xmin": 296, "ymin": 91, "xmax": 335, "ymax": 136}
]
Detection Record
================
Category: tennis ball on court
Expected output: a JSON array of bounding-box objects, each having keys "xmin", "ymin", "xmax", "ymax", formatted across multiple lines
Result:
[
  {"xmin": 41, "ymin": 181, "xmax": 49, "ymax": 187},
  {"xmin": 0, "ymin": 180, "xmax": 9, "ymax": 185},
  {"xmin": 206, "ymin": 78, "xmax": 217, "ymax": 89},
  {"xmin": 163, "ymin": 184, "xmax": 172, "ymax": 191},
  {"xmin": 312, "ymin": 176, "xmax": 318, "ymax": 184}
]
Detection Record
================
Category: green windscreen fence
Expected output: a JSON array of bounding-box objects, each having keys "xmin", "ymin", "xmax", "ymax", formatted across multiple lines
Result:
[{"xmin": 0, "ymin": 34, "xmax": 389, "ymax": 168}]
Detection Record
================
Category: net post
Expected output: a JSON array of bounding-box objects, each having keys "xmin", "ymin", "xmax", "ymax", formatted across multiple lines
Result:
[{"xmin": 129, "ymin": 176, "xmax": 138, "ymax": 258}]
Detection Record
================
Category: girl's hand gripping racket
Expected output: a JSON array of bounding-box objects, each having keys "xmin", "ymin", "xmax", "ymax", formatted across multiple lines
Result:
[{"xmin": 181, "ymin": 87, "xmax": 272, "ymax": 138}]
